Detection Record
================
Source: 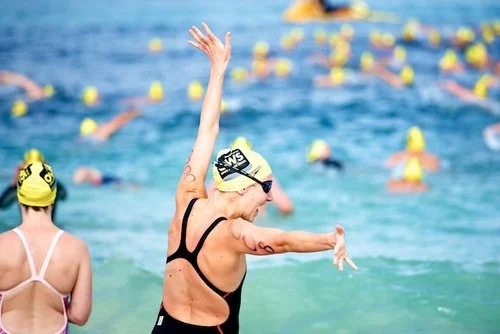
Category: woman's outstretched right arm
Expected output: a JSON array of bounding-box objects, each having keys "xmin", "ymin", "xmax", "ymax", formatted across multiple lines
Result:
[{"xmin": 175, "ymin": 23, "xmax": 231, "ymax": 206}]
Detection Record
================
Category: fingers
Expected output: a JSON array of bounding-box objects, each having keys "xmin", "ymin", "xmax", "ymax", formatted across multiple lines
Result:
[
  {"xmin": 339, "ymin": 257, "xmax": 344, "ymax": 272},
  {"xmin": 188, "ymin": 41, "xmax": 203, "ymax": 51},
  {"xmin": 335, "ymin": 225, "xmax": 344, "ymax": 235},
  {"xmin": 202, "ymin": 22, "xmax": 217, "ymax": 43},
  {"xmin": 345, "ymin": 256, "xmax": 359, "ymax": 271},
  {"xmin": 225, "ymin": 32, "xmax": 232, "ymax": 54},
  {"xmin": 189, "ymin": 26, "xmax": 208, "ymax": 47}
]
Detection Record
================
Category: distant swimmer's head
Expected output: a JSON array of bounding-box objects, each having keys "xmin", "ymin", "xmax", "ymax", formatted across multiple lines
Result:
[
  {"xmin": 429, "ymin": 29, "xmax": 441, "ymax": 47},
  {"xmin": 213, "ymin": 148, "xmax": 272, "ymax": 220},
  {"xmin": 329, "ymin": 67, "xmax": 345, "ymax": 85},
  {"xmin": 400, "ymin": 65, "xmax": 414, "ymax": 86},
  {"xmin": 360, "ymin": 52, "xmax": 374, "ymax": 72},
  {"xmin": 231, "ymin": 136, "xmax": 253, "ymax": 151},
  {"xmin": 43, "ymin": 84, "xmax": 55, "ymax": 98},
  {"xmin": 330, "ymin": 48, "xmax": 349, "ymax": 67},
  {"xmin": 455, "ymin": 27, "xmax": 475, "ymax": 46},
  {"xmin": 148, "ymin": 81, "xmax": 164, "ymax": 101},
  {"xmin": 188, "ymin": 80, "xmax": 204, "ymax": 101},
  {"xmin": 439, "ymin": 49, "xmax": 458, "ymax": 71},
  {"xmin": 382, "ymin": 33, "xmax": 395, "ymax": 48},
  {"xmin": 351, "ymin": 1, "xmax": 369, "ymax": 19},
  {"xmin": 253, "ymin": 41, "xmax": 269, "ymax": 59},
  {"xmin": 274, "ymin": 58, "xmax": 293, "ymax": 78},
  {"xmin": 231, "ymin": 67, "xmax": 249, "ymax": 82},
  {"xmin": 314, "ymin": 29, "xmax": 328, "ymax": 45},
  {"xmin": 148, "ymin": 37, "xmax": 163, "ymax": 53},
  {"xmin": 80, "ymin": 118, "xmax": 98, "ymax": 137},
  {"xmin": 402, "ymin": 20, "xmax": 419, "ymax": 42},
  {"xmin": 473, "ymin": 80, "xmax": 488, "ymax": 99},
  {"xmin": 403, "ymin": 157, "xmax": 423, "ymax": 183},
  {"xmin": 369, "ymin": 31, "xmax": 382, "ymax": 47},
  {"xmin": 482, "ymin": 25, "xmax": 495, "ymax": 44},
  {"xmin": 406, "ymin": 126, "xmax": 425, "ymax": 153},
  {"xmin": 465, "ymin": 43, "xmax": 488, "ymax": 68},
  {"xmin": 281, "ymin": 35, "xmax": 295, "ymax": 51},
  {"xmin": 340, "ymin": 24, "xmax": 355, "ymax": 40},
  {"xmin": 221, "ymin": 99, "xmax": 228, "ymax": 113},
  {"xmin": 329, "ymin": 33, "xmax": 343, "ymax": 48},
  {"xmin": 82, "ymin": 86, "xmax": 99, "ymax": 107},
  {"xmin": 17, "ymin": 162, "xmax": 57, "ymax": 208},
  {"xmin": 307, "ymin": 139, "xmax": 330, "ymax": 163},
  {"xmin": 290, "ymin": 28, "xmax": 304, "ymax": 43},
  {"xmin": 24, "ymin": 149, "xmax": 45, "ymax": 166},
  {"xmin": 11, "ymin": 100, "xmax": 27, "ymax": 118},
  {"xmin": 252, "ymin": 59, "xmax": 267, "ymax": 77},
  {"xmin": 394, "ymin": 45, "xmax": 407, "ymax": 62}
]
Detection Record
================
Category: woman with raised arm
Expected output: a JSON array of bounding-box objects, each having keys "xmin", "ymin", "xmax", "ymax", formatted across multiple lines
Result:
[{"xmin": 152, "ymin": 23, "xmax": 357, "ymax": 334}]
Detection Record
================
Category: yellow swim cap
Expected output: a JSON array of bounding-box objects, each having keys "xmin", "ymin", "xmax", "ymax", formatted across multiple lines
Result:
[
  {"xmin": 329, "ymin": 67, "xmax": 345, "ymax": 85},
  {"xmin": 360, "ymin": 52, "xmax": 374, "ymax": 72},
  {"xmin": 80, "ymin": 118, "xmax": 98, "ymax": 137},
  {"xmin": 394, "ymin": 45, "xmax": 407, "ymax": 62},
  {"xmin": 314, "ymin": 29, "xmax": 328, "ymax": 45},
  {"xmin": 24, "ymin": 149, "xmax": 45, "ymax": 166},
  {"xmin": 17, "ymin": 162, "xmax": 57, "ymax": 207},
  {"xmin": 406, "ymin": 126, "xmax": 425, "ymax": 153},
  {"xmin": 43, "ymin": 84, "xmax": 55, "ymax": 98},
  {"xmin": 340, "ymin": 24, "xmax": 354, "ymax": 40},
  {"xmin": 370, "ymin": 31, "xmax": 382, "ymax": 47},
  {"xmin": 429, "ymin": 29, "xmax": 441, "ymax": 47},
  {"xmin": 402, "ymin": 21, "xmax": 418, "ymax": 42},
  {"xmin": 439, "ymin": 49, "xmax": 458, "ymax": 71},
  {"xmin": 482, "ymin": 26, "xmax": 495, "ymax": 44},
  {"xmin": 330, "ymin": 49, "xmax": 349, "ymax": 67},
  {"xmin": 400, "ymin": 65, "xmax": 414, "ymax": 86},
  {"xmin": 494, "ymin": 20, "xmax": 500, "ymax": 35},
  {"xmin": 253, "ymin": 41, "xmax": 269, "ymax": 58},
  {"xmin": 230, "ymin": 136, "xmax": 253, "ymax": 151},
  {"xmin": 473, "ymin": 80, "xmax": 488, "ymax": 99},
  {"xmin": 11, "ymin": 100, "xmax": 27, "ymax": 118},
  {"xmin": 252, "ymin": 59, "xmax": 267, "ymax": 77},
  {"xmin": 466, "ymin": 43, "xmax": 488, "ymax": 68},
  {"xmin": 82, "ymin": 86, "xmax": 99, "ymax": 106},
  {"xmin": 456, "ymin": 27, "xmax": 475, "ymax": 45},
  {"xmin": 290, "ymin": 28, "xmax": 304, "ymax": 42},
  {"xmin": 188, "ymin": 80, "xmax": 204, "ymax": 101},
  {"xmin": 274, "ymin": 58, "xmax": 293, "ymax": 78},
  {"xmin": 351, "ymin": 1, "xmax": 369, "ymax": 19},
  {"xmin": 281, "ymin": 35, "xmax": 295, "ymax": 51},
  {"xmin": 221, "ymin": 99, "xmax": 228, "ymax": 113},
  {"xmin": 148, "ymin": 81, "xmax": 164, "ymax": 101},
  {"xmin": 148, "ymin": 38, "xmax": 163, "ymax": 53},
  {"xmin": 403, "ymin": 157, "xmax": 423, "ymax": 183},
  {"xmin": 382, "ymin": 33, "xmax": 395, "ymax": 48},
  {"xmin": 307, "ymin": 139, "xmax": 329, "ymax": 163},
  {"xmin": 213, "ymin": 148, "xmax": 272, "ymax": 192},
  {"xmin": 231, "ymin": 67, "xmax": 249, "ymax": 82}
]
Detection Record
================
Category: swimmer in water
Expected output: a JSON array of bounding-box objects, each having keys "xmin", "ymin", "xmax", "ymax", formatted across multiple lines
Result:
[
  {"xmin": 307, "ymin": 139, "xmax": 344, "ymax": 170},
  {"xmin": 385, "ymin": 126, "xmax": 440, "ymax": 172},
  {"xmin": 207, "ymin": 137, "xmax": 294, "ymax": 215},
  {"xmin": 375, "ymin": 64, "xmax": 414, "ymax": 89},
  {"xmin": 441, "ymin": 75, "xmax": 498, "ymax": 108},
  {"xmin": 439, "ymin": 49, "xmax": 464, "ymax": 73},
  {"xmin": 0, "ymin": 149, "xmax": 67, "ymax": 221},
  {"xmin": 314, "ymin": 67, "xmax": 349, "ymax": 87},
  {"xmin": 387, "ymin": 157, "xmax": 428, "ymax": 193},
  {"xmin": 79, "ymin": 108, "xmax": 142, "ymax": 142},
  {"xmin": 122, "ymin": 81, "xmax": 165, "ymax": 106},
  {"xmin": 0, "ymin": 70, "xmax": 53, "ymax": 101},
  {"xmin": 72, "ymin": 167, "xmax": 137, "ymax": 187}
]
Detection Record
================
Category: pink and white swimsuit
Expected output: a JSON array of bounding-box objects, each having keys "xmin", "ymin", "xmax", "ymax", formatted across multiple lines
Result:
[{"xmin": 0, "ymin": 228, "xmax": 69, "ymax": 334}]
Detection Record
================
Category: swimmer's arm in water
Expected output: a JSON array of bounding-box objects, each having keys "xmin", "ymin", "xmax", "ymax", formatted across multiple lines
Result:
[
  {"xmin": 484, "ymin": 123, "xmax": 500, "ymax": 135},
  {"xmin": 227, "ymin": 220, "xmax": 357, "ymax": 271},
  {"xmin": 93, "ymin": 109, "xmax": 142, "ymax": 141},
  {"xmin": 384, "ymin": 151, "xmax": 406, "ymax": 168},
  {"xmin": 66, "ymin": 239, "xmax": 92, "ymax": 326},
  {"xmin": 175, "ymin": 23, "xmax": 231, "ymax": 204},
  {"xmin": 310, "ymin": 53, "xmax": 331, "ymax": 68},
  {"xmin": 269, "ymin": 177, "xmax": 294, "ymax": 215},
  {"xmin": 0, "ymin": 185, "xmax": 17, "ymax": 209},
  {"xmin": 314, "ymin": 75, "xmax": 340, "ymax": 88},
  {"xmin": 0, "ymin": 70, "xmax": 44, "ymax": 100},
  {"xmin": 375, "ymin": 67, "xmax": 403, "ymax": 89},
  {"xmin": 440, "ymin": 81, "xmax": 478, "ymax": 101}
]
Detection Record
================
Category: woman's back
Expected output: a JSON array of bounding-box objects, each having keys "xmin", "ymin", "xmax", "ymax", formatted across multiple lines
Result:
[{"xmin": 0, "ymin": 226, "xmax": 86, "ymax": 333}]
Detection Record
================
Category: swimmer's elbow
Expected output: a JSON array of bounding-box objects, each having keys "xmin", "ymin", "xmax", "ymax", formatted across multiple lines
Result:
[
  {"xmin": 67, "ymin": 309, "xmax": 90, "ymax": 326},
  {"xmin": 279, "ymin": 203, "xmax": 294, "ymax": 215}
]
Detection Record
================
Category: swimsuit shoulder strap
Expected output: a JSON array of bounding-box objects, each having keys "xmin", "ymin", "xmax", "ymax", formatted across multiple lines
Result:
[
  {"xmin": 39, "ymin": 230, "xmax": 64, "ymax": 278},
  {"xmin": 13, "ymin": 228, "xmax": 36, "ymax": 278},
  {"xmin": 166, "ymin": 198, "xmax": 198, "ymax": 263}
]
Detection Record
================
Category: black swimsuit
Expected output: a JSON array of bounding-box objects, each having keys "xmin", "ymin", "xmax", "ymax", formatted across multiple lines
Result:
[{"xmin": 152, "ymin": 198, "xmax": 246, "ymax": 334}]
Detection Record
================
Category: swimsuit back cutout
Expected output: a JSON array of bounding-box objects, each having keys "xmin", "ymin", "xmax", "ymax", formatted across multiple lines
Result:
[
  {"xmin": 0, "ymin": 229, "xmax": 69, "ymax": 334},
  {"xmin": 155, "ymin": 198, "xmax": 245, "ymax": 333}
]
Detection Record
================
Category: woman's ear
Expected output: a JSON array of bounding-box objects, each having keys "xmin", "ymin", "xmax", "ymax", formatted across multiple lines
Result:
[{"xmin": 237, "ymin": 187, "xmax": 247, "ymax": 195}]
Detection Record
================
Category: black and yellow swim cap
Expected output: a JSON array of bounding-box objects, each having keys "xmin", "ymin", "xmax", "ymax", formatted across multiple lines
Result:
[
  {"xmin": 17, "ymin": 162, "xmax": 57, "ymax": 207},
  {"xmin": 23, "ymin": 148, "xmax": 45, "ymax": 166}
]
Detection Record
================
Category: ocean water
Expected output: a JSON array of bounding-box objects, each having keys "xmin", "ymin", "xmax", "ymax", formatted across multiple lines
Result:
[{"xmin": 1, "ymin": 0, "xmax": 500, "ymax": 333}]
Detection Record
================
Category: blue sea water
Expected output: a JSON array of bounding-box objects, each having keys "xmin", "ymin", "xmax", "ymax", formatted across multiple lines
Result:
[{"xmin": 1, "ymin": 0, "xmax": 500, "ymax": 333}]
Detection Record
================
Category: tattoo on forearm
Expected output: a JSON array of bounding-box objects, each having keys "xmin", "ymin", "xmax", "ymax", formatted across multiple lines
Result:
[
  {"xmin": 182, "ymin": 152, "xmax": 196, "ymax": 183},
  {"xmin": 258, "ymin": 241, "xmax": 275, "ymax": 254}
]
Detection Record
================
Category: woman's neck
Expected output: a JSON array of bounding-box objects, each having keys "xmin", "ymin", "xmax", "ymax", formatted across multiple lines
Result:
[{"xmin": 210, "ymin": 191, "xmax": 242, "ymax": 220}]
